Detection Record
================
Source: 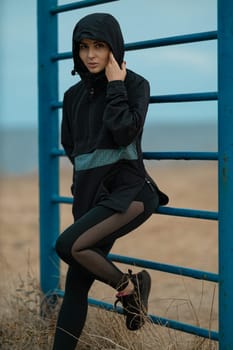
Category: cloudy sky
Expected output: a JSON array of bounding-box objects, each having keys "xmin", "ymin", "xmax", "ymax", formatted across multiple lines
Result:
[{"xmin": 1, "ymin": 0, "xmax": 217, "ymax": 128}]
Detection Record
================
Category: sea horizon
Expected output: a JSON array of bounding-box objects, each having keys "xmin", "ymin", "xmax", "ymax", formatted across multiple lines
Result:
[{"xmin": 0, "ymin": 120, "xmax": 217, "ymax": 176}]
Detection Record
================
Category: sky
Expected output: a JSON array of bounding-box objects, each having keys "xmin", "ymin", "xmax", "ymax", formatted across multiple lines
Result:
[{"xmin": 1, "ymin": 0, "xmax": 217, "ymax": 129}]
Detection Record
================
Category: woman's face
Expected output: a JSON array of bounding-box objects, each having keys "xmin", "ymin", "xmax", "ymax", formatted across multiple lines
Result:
[{"xmin": 79, "ymin": 38, "xmax": 110, "ymax": 73}]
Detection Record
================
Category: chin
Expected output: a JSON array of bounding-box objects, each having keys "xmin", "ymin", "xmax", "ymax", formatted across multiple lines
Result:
[{"xmin": 88, "ymin": 68, "xmax": 102, "ymax": 74}]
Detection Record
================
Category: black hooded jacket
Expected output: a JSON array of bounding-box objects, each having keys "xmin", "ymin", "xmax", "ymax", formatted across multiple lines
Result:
[{"xmin": 61, "ymin": 13, "xmax": 168, "ymax": 219}]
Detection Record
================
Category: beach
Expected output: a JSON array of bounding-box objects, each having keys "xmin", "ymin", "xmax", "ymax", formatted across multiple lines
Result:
[{"xmin": 0, "ymin": 161, "xmax": 218, "ymax": 342}]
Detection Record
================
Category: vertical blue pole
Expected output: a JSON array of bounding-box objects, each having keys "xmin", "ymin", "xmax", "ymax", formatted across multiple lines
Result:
[
  {"xmin": 37, "ymin": 0, "xmax": 60, "ymax": 294},
  {"xmin": 218, "ymin": 0, "xmax": 233, "ymax": 349}
]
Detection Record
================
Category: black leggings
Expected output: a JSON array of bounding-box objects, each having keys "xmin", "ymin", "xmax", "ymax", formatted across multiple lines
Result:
[{"xmin": 53, "ymin": 183, "xmax": 159, "ymax": 349}]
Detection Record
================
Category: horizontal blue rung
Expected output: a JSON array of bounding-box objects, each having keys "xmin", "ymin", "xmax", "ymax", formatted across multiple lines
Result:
[
  {"xmin": 51, "ymin": 148, "xmax": 218, "ymax": 161},
  {"xmin": 125, "ymin": 31, "xmax": 217, "ymax": 51},
  {"xmin": 50, "ymin": 91, "xmax": 217, "ymax": 110},
  {"xmin": 150, "ymin": 91, "xmax": 217, "ymax": 103},
  {"xmin": 88, "ymin": 298, "xmax": 219, "ymax": 341},
  {"xmin": 51, "ymin": 289, "xmax": 218, "ymax": 341},
  {"xmin": 51, "ymin": 195, "xmax": 218, "ymax": 220},
  {"xmin": 51, "ymin": 30, "xmax": 217, "ymax": 60},
  {"xmin": 108, "ymin": 254, "xmax": 218, "ymax": 282},
  {"xmin": 50, "ymin": 0, "xmax": 119, "ymax": 14},
  {"xmin": 51, "ymin": 52, "xmax": 71, "ymax": 61},
  {"xmin": 143, "ymin": 152, "xmax": 218, "ymax": 160},
  {"xmin": 52, "ymin": 195, "xmax": 73, "ymax": 204},
  {"xmin": 157, "ymin": 206, "xmax": 218, "ymax": 220},
  {"xmin": 51, "ymin": 148, "xmax": 65, "ymax": 156},
  {"xmin": 148, "ymin": 314, "xmax": 218, "ymax": 341}
]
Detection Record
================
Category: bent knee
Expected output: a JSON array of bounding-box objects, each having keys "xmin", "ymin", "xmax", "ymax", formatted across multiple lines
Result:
[
  {"xmin": 55, "ymin": 234, "xmax": 73, "ymax": 264},
  {"xmin": 71, "ymin": 241, "xmax": 84, "ymax": 260}
]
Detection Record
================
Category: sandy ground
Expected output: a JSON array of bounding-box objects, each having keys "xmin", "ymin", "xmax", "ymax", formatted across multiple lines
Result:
[{"xmin": 0, "ymin": 161, "xmax": 218, "ymax": 333}]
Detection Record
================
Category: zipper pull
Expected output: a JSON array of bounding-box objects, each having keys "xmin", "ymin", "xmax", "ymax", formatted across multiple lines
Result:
[{"xmin": 145, "ymin": 177, "xmax": 155, "ymax": 192}]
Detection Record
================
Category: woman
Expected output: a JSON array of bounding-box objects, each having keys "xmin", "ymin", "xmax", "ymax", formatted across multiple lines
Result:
[{"xmin": 53, "ymin": 13, "xmax": 168, "ymax": 349}]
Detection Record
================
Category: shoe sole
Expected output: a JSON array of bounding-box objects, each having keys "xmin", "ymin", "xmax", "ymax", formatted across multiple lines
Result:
[
  {"xmin": 126, "ymin": 270, "xmax": 151, "ymax": 331},
  {"xmin": 137, "ymin": 270, "xmax": 151, "ymax": 314}
]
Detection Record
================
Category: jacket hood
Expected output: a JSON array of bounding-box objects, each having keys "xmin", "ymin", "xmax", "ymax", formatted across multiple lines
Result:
[{"xmin": 72, "ymin": 13, "xmax": 124, "ymax": 77}]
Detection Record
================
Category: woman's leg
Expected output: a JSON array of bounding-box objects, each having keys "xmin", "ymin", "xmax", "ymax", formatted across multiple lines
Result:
[
  {"xmin": 56, "ymin": 185, "xmax": 158, "ymax": 290},
  {"xmin": 53, "ymin": 241, "xmax": 114, "ymax": 350},
  {"xmin": 56, "ymin": 203, "xmax": 142, "ymax": 288},
  {"xmin": 54, "ymin": 184, "xmax": 159, "ymax": 345},
  {"xmin": 52, "ymin": 266, "xmax": 94, "ymax": 350}
]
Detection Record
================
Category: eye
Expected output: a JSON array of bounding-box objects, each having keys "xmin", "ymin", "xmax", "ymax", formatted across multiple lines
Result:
[
  {"xmin": 79, "ymin": 43, "xmax": 88, "ymax": 50},
  {"xmin": 94, "ymin": 42, "xmax": 106, "ymax": 49}
]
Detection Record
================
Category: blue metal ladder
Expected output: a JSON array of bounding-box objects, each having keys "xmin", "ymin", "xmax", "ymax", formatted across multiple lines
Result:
[{"xmin": 37, "ymin": 1, "xmax": 233, "ymax": 348}]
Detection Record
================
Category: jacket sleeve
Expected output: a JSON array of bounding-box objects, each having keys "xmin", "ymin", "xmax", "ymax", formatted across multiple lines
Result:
[
  {"xmin": 61, "ymin": 93, "xmax": 74, "ymax": 164},
  {"xmin": 103, "ymin": 77, "xmax": 150, "ymax": 147}
]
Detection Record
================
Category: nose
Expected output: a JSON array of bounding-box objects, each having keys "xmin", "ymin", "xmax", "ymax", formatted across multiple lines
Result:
[{"xmin": 87, "ymin": 47, "xmax": 95, "ymax": 59}]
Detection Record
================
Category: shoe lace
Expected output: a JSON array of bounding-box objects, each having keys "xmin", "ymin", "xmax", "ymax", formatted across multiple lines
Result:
[{"xmin": 114, "ymin": 269, "xmax": 133, "ymax": 309}]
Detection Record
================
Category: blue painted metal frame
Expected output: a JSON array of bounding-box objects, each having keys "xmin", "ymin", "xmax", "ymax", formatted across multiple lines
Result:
[
  {"xmin": 37, "ymin": 0, "xmax": 60, "ymax": 294},
  {"xmin": 37, "ymin": 0, "xmax": 233, "ymax": 348},
  {"xmin": 218, "ymin": 0, "xmax": 233, "ymax": 348},
  {"xmin": 50, "ymin": 0, "xmax": 119, "ymax": 14}
]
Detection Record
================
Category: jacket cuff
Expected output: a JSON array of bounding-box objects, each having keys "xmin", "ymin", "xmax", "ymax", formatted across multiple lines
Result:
[{"xmin": 106, "ymin": 80, "xmax": 127, "ymax": 97}]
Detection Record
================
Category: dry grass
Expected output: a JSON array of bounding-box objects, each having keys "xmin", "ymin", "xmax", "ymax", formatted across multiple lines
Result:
[
  {"xmin": 0, "ymin": 270, "xmax": 218, "ymax": 350},
  {"xmin": 0, "ymin": 272, "xmax": 55, "ymax": 349}
]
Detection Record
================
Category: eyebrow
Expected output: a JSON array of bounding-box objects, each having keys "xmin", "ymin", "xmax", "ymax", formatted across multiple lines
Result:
[{"xmin": 80, "ymin": 40, "xmax": 105, "ymax": 44}]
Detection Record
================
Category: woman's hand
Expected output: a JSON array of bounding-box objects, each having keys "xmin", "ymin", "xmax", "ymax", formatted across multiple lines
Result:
[{"xmin": 105, "ymin": 52, "xmax": 126, "ymax": 82}]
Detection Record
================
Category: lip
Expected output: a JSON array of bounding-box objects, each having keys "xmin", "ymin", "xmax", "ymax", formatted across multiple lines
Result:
[{"xmin": 87, "ymin": 62, "xmax": 98, "ymax": 69}]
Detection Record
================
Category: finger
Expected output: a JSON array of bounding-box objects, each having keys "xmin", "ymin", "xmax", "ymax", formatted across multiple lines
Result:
[
  {"xmin": 108, "ymin": 52, "xmax": 114, "ymax": 62},
  {"xmin": 121, "ymin": 61, "xmax": 126, "ymax": 70},
  {"xmin": 110, "ymin": 52, "xmax": 120, "ymax": 65}
]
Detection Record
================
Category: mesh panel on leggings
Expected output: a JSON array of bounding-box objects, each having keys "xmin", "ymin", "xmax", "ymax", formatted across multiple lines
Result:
[{"xmin": 71, "ymin": 201, "xmax": 144, "ymax": 289}]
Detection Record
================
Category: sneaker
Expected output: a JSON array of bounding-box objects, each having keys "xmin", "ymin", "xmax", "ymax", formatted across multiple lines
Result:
[{"xmin": 114, "ymin": 269, "xmax": 151, "ymax": 331}]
